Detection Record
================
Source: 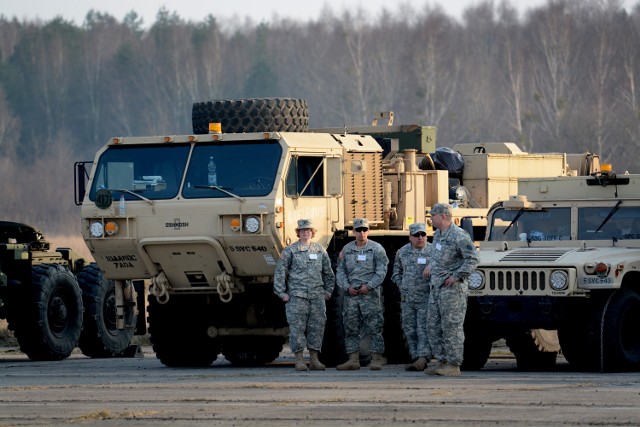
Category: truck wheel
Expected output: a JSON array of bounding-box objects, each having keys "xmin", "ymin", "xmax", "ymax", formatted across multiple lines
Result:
[
  {"xmin": 600, "ymin": 288, "xmax": 640, "ymax": 371},
  {"xmin": 191, "ymin": 98, "xmax": 309, "ymax": 134},
  {"xmin": 506, "ymin": 330, "xmax": 557, "ymax": 371},
  {"xmin": 221, "ymin": 336, "xmax": 284, "ymax": 366},
  {"xmin": 148, "ymin": 294, "xmax": 220, "ymax": 367},
  {"xmin": 77, "ymin": 263, "xmax": 136, "ymax": 358},
  {"xmin": 320, "ymin": 287, "xmax": 347, "ymax": 367},
  {"xmin": 12, "ymin": 264, "xmax": 83, "ymax": 360},
  {"xmin": 461, "ymin": 301, "xmax": 493, "ymax": 371}
]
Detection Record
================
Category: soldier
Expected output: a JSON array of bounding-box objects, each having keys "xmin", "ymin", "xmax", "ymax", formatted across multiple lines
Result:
[
  {"xmin": 423, "ymin": 203, "xmax": 479, "ymax": 377},
  {"xmin": 336, "ymin": 218, "xmax": 389, "ymax": 371},
  {"xmin": 392, "ymin": 222, "xmax": 432, "ymax": 372},
  {"xmin": 274, "ymin": 219, "xmax": 335, "ymax": 371}
]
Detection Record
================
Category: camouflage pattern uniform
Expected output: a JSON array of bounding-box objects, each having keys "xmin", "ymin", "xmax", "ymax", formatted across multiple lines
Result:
[
  {"xmin": 336, "ymin": 238, "xmax": 389, "ymax": 355},
  {"xmin": 427, "ymin": 209, "xmax": 479, "ymax": 367},
  {"xmin": 274, "ymin": 240, "xmax": 335, "ymax": 353},
  {"xmin": 392, "ymin": 239, "xmax": 432, "ymax": 361}
]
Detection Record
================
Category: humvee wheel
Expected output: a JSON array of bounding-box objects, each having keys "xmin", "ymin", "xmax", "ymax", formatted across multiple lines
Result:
[
  {"xmin": 77, "ymin": 263, "xmax": 136, "ymax": 358},
  {"xmin": 600, "ymin": 288, "xmax": 640, "ymax": 371},
  {"xmin": 148, "ymin": 295, "xmax": 220, "ymax": 367},
  {"xmin": 506, "ymin": 329, "xmax": 558, "ymax": 371},
  {"xmin": 461, "ymin": 301, "xmax": 493, "ymax": 371},
  {"xmin": 12, "ymin": 264, "xmax": 83, "ymax": 361},
  {"xmin": 221, "ymin": 336, "xmax": 284, "ymax": 366},
  {"xmin": 192, "ymin": 98, "xmax": 309, "ymax": 134}
]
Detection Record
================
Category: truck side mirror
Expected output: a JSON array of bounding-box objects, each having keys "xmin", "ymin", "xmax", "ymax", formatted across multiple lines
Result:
[{"xmin": 74, "ymin": 161, "xmax": 92, "ymax": 206}]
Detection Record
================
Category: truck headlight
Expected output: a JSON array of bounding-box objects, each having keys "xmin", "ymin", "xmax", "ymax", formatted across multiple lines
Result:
[
  {"xmin": 550, "ymin": 270, "xmax": 568, "ymax": 290},
  {"xmin": 244, "ymin": 216, "xmax": 261, "ymax": 234},
  {"xmin": 89, "ymin": 221, "xmax": 104, "ymax": 238},
  {"xmin": 468, "ymin": 271, "xmax": 485, "ymax": 290}
]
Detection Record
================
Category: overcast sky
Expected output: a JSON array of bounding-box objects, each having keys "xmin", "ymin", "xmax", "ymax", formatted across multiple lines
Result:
[{"xmin": 1, "ymin": 0, "xmax": 637, "ymax": 27}]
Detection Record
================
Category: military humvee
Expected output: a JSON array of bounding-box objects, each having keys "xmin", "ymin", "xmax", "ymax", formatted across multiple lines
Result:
[{"xmin": 467, "ymin": 168, "xmax": 640, "ymax": 371}]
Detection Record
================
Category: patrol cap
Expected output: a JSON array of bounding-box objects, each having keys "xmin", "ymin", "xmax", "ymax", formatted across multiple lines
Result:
[
  {"xmin": 296, "ymin": 219, "xmax": 315, "ymax": 230},
  {"xmin": 409, "ymin": 222, "xmax": 426, "ymax": 235},
  {"xmin": 430, "ymin": 203, "xmax": 452, "ymax": 216},
  {"xmin": 353, "ymin": 218, "xmax": 369, "ymax": 229}
]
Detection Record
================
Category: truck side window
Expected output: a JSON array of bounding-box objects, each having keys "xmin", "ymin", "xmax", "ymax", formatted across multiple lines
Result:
[{"xmin": 285, "ymin": 156, "xmax": 324, "ymax": 197}]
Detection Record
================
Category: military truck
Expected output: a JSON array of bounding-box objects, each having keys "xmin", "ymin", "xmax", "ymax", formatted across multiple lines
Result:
[
  {"xmin": 0, "ymin": 220, "xmax": 141, "ymax": 360},
  {"xmin": 466, "ymin": 168, "xmax": 640, "ymax": 371},
  {"xmin": 74, "ymin": 98, "xmax": 599, "ymax": 367}
]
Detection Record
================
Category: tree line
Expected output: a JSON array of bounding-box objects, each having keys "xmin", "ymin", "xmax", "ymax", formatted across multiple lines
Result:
[{"xmin": 0, "ymin": 0, "xmax": 639, "ymax": 235}]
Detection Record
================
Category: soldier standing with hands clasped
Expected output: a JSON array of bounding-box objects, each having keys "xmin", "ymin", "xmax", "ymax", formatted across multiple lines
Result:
[
  {"xmin": 392, "ymin": 222, "xmax": 432, "ymax": 372},
  {"xmin": 336, "ymin": 218, "xmax": 389, "ymax": 371},
  {"xmin": 274, "ymin": 219, "xmax": 335, "ymax": 371},
  {"xmin": 423, "ymin": 203, "xmax": 479, "ymax": 376}
]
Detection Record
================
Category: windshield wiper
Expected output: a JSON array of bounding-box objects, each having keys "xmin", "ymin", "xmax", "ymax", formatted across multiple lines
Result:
[
  {"xmin": 595, "ymin": 200, "xmax": 622, "ymax": 233},
  {"xmin": 106, "ymin": 188, "xmax": 156, "ymax": 213},
  {"xmin": 194, "ymin": 185, "xmax": 245, "ymax": 202},
  {"xmin": 502, "ymin": 208, "xmax": 525, "ymax": 235}
]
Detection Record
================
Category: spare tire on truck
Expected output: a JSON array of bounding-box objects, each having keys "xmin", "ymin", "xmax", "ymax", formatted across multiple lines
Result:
[{"xmin": 192, "ymin": 98, "xmax": 309, "ymax": 134}]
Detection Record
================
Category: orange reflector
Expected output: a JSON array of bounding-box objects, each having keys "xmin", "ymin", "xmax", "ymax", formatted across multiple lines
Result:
[
  {"xmin": 212, "ymin": 134, "xmax": 222, "ymax": 141},
  {"xmin": 230, "ymin": 218, "xmax": 241, "ymax": 232},
  {"xmin": 163, "ymin": 136, "xmax": 173, "ymax": 143},
  {"xmin": 111, "ymin": 137, "xmax": 121, "ymax": 144},
  {"xmin": 276, "ymin": 222, "xmax": 284, "ymax": 228},
  {"xmin": 601, "ymin": 164, "xmax": 612, "ymax": 172},
  {"xmin": 188, "ymin": 135, "xmax": 198, "ymax": 142},
  {"xmin": 209, "ymin": 123, "xmax": 222, "ymax": 133},
  {"xmin": 104, "ymin": 221, "xmax": 119, "ymax": 236}
]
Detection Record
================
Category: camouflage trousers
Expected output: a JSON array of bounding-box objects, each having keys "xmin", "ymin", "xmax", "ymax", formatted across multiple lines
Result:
[
  {"xmin": 285, "ymin": 295, "xmax": 327, "ymax": 353},
  {"xmin": 401, "ymin": 301, "xmax": 431, "ymax": 360},
  {"xmin": 342, "ymin": 293, "xmax": 385, "ymax": 354},
  {"xmin": 426, "ymin": 283, "xmax": 467, "ymax": 366}
]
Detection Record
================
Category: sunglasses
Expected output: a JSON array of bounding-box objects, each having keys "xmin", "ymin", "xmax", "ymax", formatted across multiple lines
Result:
[
  {"xmin": 412, "ymin": 232, "xmax": 426, "ymax": 238},
  {"xmin": 354, "ymin": 227, "xmax": 369, "ymax": 233}
]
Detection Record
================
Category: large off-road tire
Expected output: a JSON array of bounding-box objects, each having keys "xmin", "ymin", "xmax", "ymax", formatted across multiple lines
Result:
[
  {"xmin": 221, "ymin": 336, "xmax": 285, "ymax": 366},
  {"xmin": 10, "ymin": 264, "xmax": 83, "ymax": 361},
  {"xmin": 599, "ymin": 288, "xmax": 640, "ymax": 371},
  {"xmin": 192, "ymin": 98, "xmax": 309, "ymax": 134},
  {"xmin": 148, "ymin": 294, "xmax": 220, "ymax": 367},
  {"xmin": 461, "ymin": 301, "xmax": 494, "ymax": 371},
  {"xmin": 320, "ymin": 287, "xmax": 347, "ymax": 367},
  {"xmin": 506, "ymin": 329, "xmax": 558, "ymax": 371},
  {"xmin": 77, "ymin": 263, "xmax": 136, "ymax": 358}
]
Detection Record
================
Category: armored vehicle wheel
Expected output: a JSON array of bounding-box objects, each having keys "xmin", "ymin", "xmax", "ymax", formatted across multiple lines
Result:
[
  {"xmin": 77, "ymin": 263, "xmax": 136, "ymax": 358},
  {"xmin": 191, "ymin": 98, "xmax": 309, "ymax": 134},
  {"xmin": 11, "ymin": 264, "xmax": 83, "ymax": 361},
  {"xmin": 221, "ymin": 336, "xmax": 284, "ymax": 366},
  {"xmin": 506, "ymin": 329, "xmax": 558, "ymax": 371},
  {"xmin": 148, "ymin": 294, "xmax": 220, "ymax": 367},
  {"xmin": 600, "ymin": 288, "xmax": 640, "ymax": 371},
  {"xmin": 461, "ymin": 302, "xmax": 493, "ymax": 371}
]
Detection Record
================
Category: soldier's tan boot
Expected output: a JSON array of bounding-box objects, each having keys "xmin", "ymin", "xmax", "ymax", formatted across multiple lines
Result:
[
  {"xmin": 369, "ymin": 353, "xmax": 386, "ymax": 370},
  {"xmin": 435, "ymin": 362, "xmax": 461, "ymax": 377},
  {"xmin": 309, "ymin": 350, "xmax": 325, "ymax": 371},
  {"xmin": 336, "ymin": 352, "xmax": 360, "ymax": 370},
  {"xmin": 294, "ymin": 351, "xmax": 308, "ymax": 371},
  {"xmin": 406, "ymin": 356, "xmax": 427, "ymax": 371},
  {"xmin": 425, "ymin": 360, "xmax": 445, "ymax": 375}
]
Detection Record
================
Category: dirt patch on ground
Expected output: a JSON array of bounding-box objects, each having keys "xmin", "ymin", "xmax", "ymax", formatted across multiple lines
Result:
[{"xmin": 0, "ymin": 319, "xmax": 17, "ymax": 346}]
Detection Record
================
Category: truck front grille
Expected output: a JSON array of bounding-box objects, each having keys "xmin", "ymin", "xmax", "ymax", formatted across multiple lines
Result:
[
  {"xmin": 487, "ymin": 270, "xmax": 547, "ymax": 293},
  {"xmin": 500, "ymin": 249, "xmax": 569, "ymax": 262}
]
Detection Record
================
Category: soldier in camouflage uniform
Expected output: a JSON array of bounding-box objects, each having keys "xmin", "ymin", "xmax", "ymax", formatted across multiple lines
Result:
[
  {"xmin": 423, "ymin": 203, "xmax": 479, "ymax": 377},
  {"xmin": 336, "ymin": 218, "xmax": 389, "ymax": 371},
  {"xmin": 392, "ymin": 222, "xmax": 432, "ymax": 372},
  {"xmin": 274, "ymin": 219, "xmax": 335, "ymax": 371}
]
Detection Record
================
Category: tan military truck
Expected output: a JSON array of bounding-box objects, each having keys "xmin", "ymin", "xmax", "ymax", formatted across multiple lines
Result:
[
  {"xmin": 75, "ymin": 98, "xmax": 598, "ymax": 367},
  {"xmin": 467, "ymin": 168, "xmax": 640, "ymax": 371}
]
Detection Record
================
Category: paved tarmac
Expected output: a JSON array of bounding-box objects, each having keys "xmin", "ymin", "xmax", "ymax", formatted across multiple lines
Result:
[{"xmin": 1, "ymin": 346, "xmax": 639, "ymax": 426}]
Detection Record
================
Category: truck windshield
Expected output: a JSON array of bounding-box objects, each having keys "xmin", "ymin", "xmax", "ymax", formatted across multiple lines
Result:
[
  {"xmin": 89, "ymin": 144, "xmax": 190, "ymax": 201},
  {"xmin": 578, "ymin": 207, "xmax": 640, "ymax": 240},
  {"xmin": 488, "ymin": 208, "xmax": 571, "ymax": 242},
  {"xmin": 182, "ymin": 140, "xmax": 282, "ymax": 199}
]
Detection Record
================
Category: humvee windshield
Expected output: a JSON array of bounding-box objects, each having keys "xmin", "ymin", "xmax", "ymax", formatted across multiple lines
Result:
[
  {"xmin": 488, "ymin": 206, "xmax": 640, "ymax": 242},
  {"xmin": 89, "ymin": 141, "xmax": 282, "ymax": 201}
]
